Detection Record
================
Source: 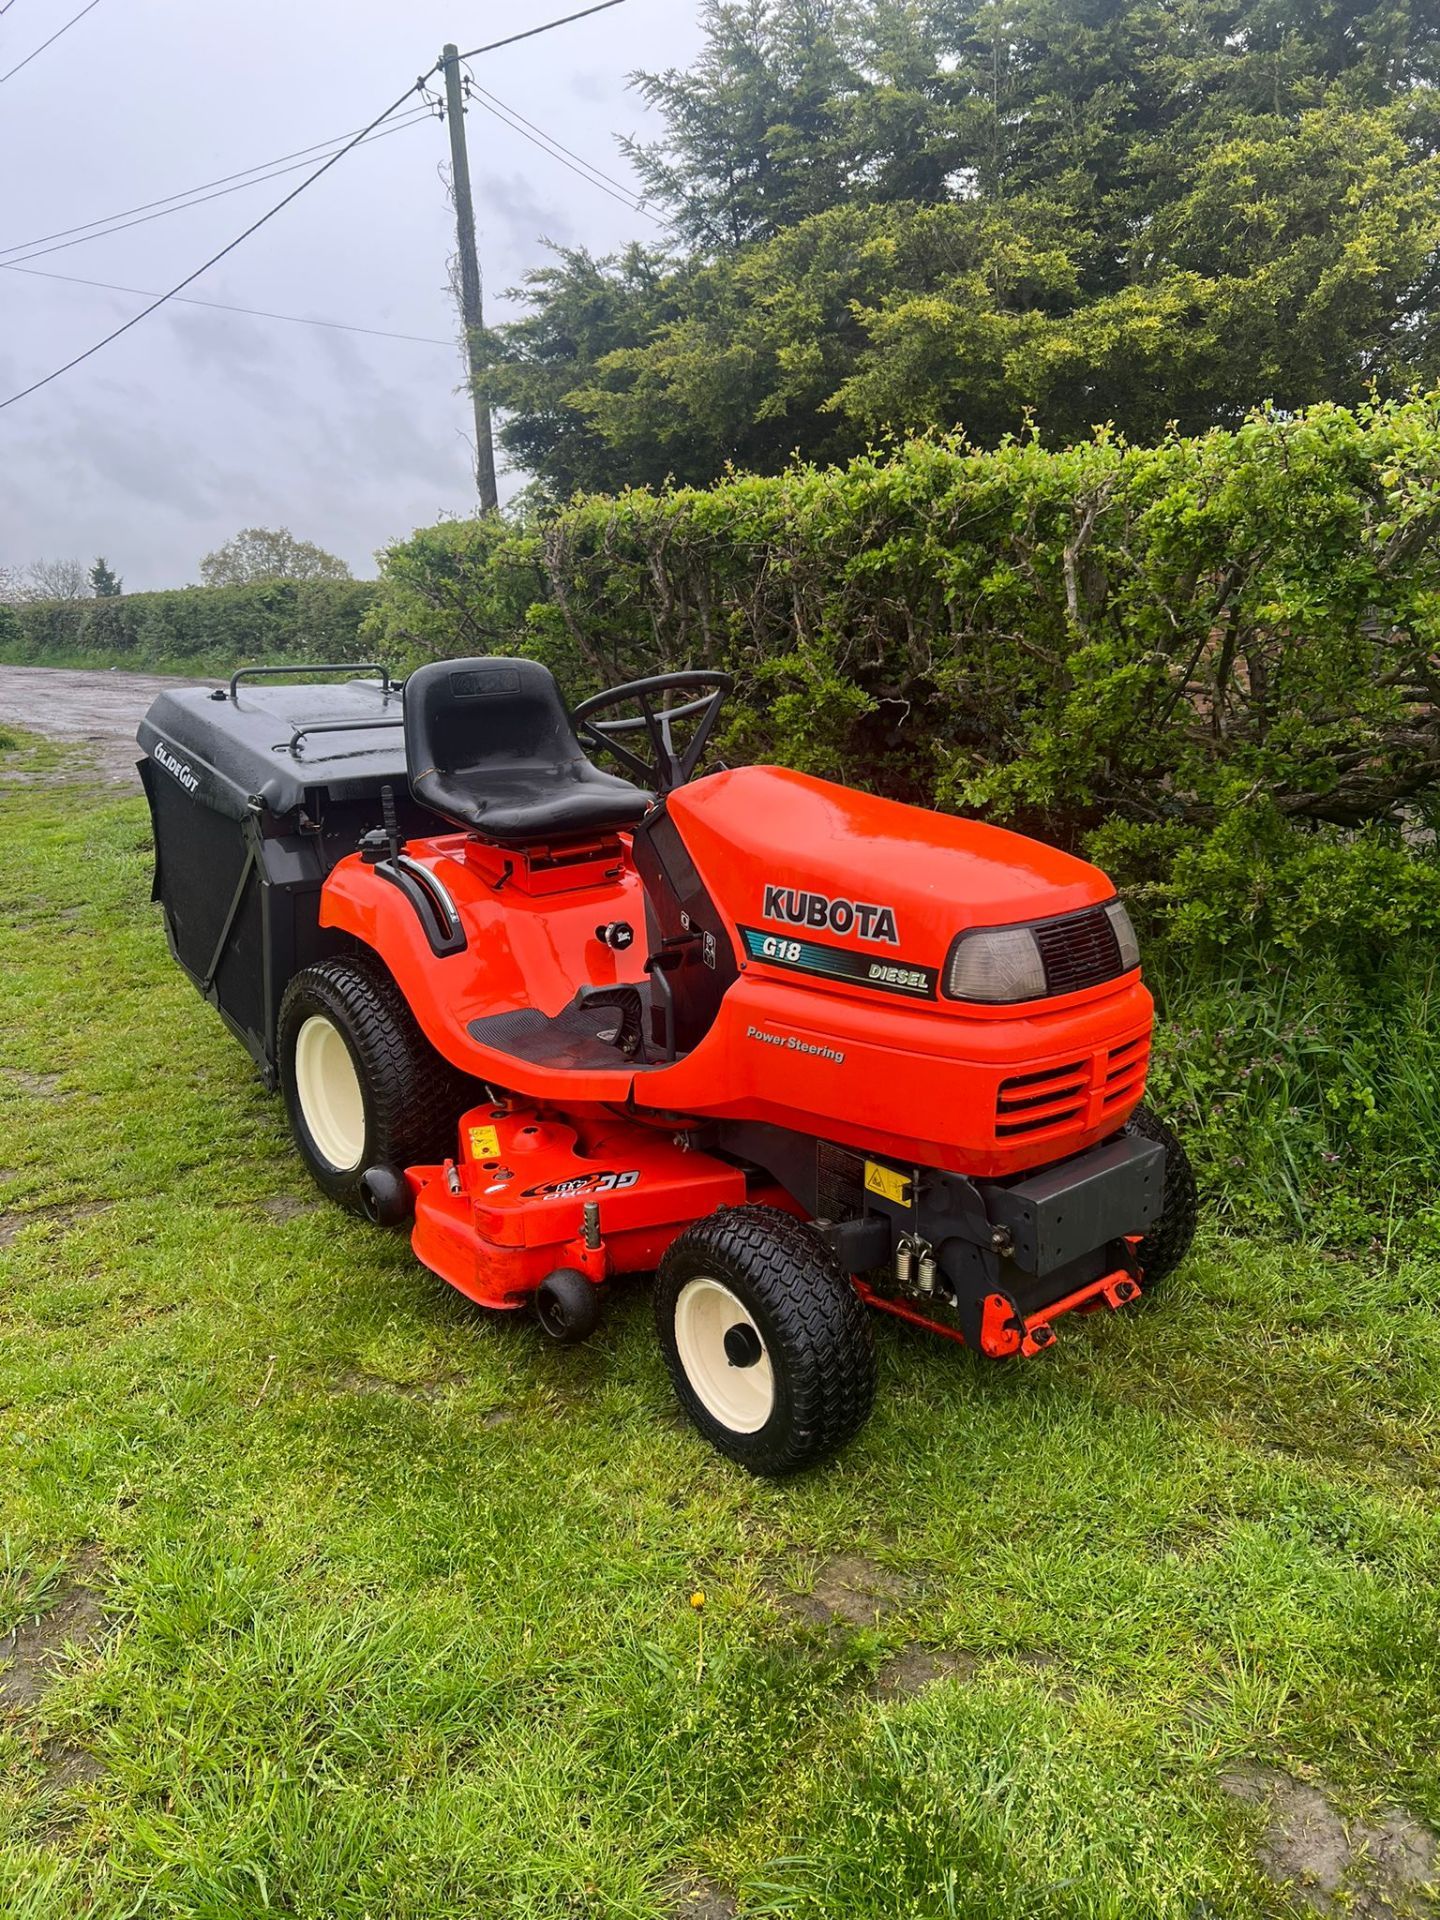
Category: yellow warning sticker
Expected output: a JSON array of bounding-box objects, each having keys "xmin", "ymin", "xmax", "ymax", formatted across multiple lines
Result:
[
  {"xmin": 468, "ymin": 1125, "xmax": 501, "ymax": 1160},
  {"xmin": 864, "ymin": 1160, "xmax": 912, "ymax": 1207}
]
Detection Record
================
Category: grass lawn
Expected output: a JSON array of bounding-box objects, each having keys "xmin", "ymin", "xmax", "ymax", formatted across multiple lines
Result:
[{"xmin": 3, "ymin": 728, "xmax": 1440, "ymax": 1919}]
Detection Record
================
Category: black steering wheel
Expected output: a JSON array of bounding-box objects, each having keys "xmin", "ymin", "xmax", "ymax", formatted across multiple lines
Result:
[{"xmin": 571, "ymin": 671, "xmax": 733, "ymax": 794}]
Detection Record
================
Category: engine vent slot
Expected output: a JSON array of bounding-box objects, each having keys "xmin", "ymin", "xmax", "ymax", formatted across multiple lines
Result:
[
  {"xmin": 1033, "ymin": 907, "xmax": 1124, "ymax": 997},
  {"xmin": 1102, "ymin": 1032, "xmax": 1151, "ymax": 1106},
  {"xmin": 996, "ymin": 1058, "xmax": 1090, "ymax": 1138}
]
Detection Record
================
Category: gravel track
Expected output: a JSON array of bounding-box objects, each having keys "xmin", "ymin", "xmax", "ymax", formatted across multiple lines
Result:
[{"xmin": 0, "ymin": 665, "xmax": 218, "ymax": 786}]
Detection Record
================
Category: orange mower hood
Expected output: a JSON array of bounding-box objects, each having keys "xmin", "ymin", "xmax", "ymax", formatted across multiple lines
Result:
[{"xmin": 666, "ymin": 765, "xmax": 1116, "ymax": 964}]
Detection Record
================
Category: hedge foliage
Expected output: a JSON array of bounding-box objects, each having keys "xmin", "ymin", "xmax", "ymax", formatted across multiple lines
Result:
[
  {"xmin": 369, "ymin": 395, "xmax": 1440, "ymax": 963},
  {"xmin": 0, "ymin": 579, "xmax": 377, "ymax": 674}
]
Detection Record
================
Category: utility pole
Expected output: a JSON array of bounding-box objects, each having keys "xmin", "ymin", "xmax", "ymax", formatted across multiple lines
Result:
[{"xmin": 441, "ymin": 42, "xmax": 499, "ymax": 513}]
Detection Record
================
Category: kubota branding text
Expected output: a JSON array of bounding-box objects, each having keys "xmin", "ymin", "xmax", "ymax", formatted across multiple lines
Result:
[{"xmin": 762, "ymin": 885, "xmax": 899, "ymax": 944}]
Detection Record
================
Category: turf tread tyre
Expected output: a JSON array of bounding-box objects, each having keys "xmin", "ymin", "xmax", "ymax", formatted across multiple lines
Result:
[
  {"xmin": 278, "ymin": 955, "xmax": 469, "ymax": 1213},
  {"xmin": 1126, "ymin": 1104, "xmax": 1198, "ymax": 1287},
  {"xmin": 655, "ymin": 1204, "xmax": 876, "ymax": 1475}
]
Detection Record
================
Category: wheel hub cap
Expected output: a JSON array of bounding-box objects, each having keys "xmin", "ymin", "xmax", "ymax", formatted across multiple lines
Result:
[
  {"xmin": 723, "ymin": 1322, "xmax": 763, "ymax": 1368},
  {"xmin": 674, "ymin": 1276, "xmax": 775, "ymax": 1433},
  {"xmin": 294, "ymin": 1015, "xmax": 365, "ymax": 1172}
]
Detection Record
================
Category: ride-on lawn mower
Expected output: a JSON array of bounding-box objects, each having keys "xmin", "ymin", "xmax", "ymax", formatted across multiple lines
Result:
[{"xmin": 138, "ymin": 658, "xmax": 1195, "ymax": 1473}]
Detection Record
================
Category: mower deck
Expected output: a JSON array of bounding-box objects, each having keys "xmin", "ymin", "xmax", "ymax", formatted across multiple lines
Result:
[{"xmin": 407, "ymin": 1103, "xmax": 760, "ymax": 1310}]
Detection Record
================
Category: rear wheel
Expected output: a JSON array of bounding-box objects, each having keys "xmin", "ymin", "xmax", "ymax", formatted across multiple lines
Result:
[
  {"xmin": 1126, "ymin": 1104, "xmax": 1198, "ymax": 1288},
  {"xmin": 655, "ymin": 1205, "xmax": 876, "ymax": 1476},
  {"xmin": 278, "ymin": 956, "xmax": 468, "ymax": 1213}
]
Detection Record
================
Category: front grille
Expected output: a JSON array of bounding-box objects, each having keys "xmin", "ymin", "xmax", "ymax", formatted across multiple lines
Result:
[
  {"xmin": 1033, "ymin": 906, "xmax": 1123, "ymax": 996},
  {"xmin": 994, "ymin": 1028, "xmax": 1151, "ymax": 1141},
  {"xmin": 995, "ymin": 1058, "xmax": 1090, "ymax": 1138}
]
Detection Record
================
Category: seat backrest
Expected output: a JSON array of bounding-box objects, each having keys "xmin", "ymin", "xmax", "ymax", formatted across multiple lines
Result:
[{"xmin": 404, "ymin": 657, "xmax": 584, "ymax": 782}]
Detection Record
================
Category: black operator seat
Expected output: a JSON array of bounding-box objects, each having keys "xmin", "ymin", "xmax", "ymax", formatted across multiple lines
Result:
[{"xmin": 403, "ymin": 657, "xmax": 653, "ymax": 846}]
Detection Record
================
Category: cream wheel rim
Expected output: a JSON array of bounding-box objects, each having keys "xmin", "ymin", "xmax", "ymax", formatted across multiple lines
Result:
[
  {"xmin": 673, "ymin": 1276, "xmax": 775, "ymax": 1433},
  {"xmin": 294, "ymin": 1015, "xmax": 366, "ymax": 1172}
]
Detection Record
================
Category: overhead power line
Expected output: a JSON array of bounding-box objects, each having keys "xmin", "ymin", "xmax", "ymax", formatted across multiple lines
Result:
[
  {"xmin": 0, "ymin": 260, "xmax": 453, "ymax": 346},
  {"xmin": 0, "ymin": 0, "xmax": 102, "ymax": 87},
  {"xmin": 0, "ymin": 2, "xmax": 639, "ymax": 412},
  {"xmin": 1, "ymin": 112, "xmax": 434, "ymax": 267},
  {"xmin": 0, "ymin": 107, "xmax": 435, "ymax": 260},
  {"xmin": 0, "ymin": 80, "xmax": 434, "ymax": 412},
  {"xmin": 464, "ymin": 78, "xmax": 661, "ymax": 221},
  {"xmin": 454, "ymin": 0, "xmax": 631, "ymax": 63}
]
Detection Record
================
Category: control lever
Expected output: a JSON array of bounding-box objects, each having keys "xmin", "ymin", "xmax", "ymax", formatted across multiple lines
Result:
[{"xmin": 381, "ymin": 782, "xmax": 402, "ymax": 864}]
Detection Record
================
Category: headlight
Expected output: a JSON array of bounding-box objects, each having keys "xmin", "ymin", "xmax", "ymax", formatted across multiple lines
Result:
[
  {"xmin": 943, "ymin": 926, "xmax": 1047, "ymax": 1003},
  {"xmin": 943, "ymin": 899, "xmax": 1140, "ymax": 1004},
  {"xmin": 1104, "ymin": 898, "xmax": 1140, "ymax": 971}
]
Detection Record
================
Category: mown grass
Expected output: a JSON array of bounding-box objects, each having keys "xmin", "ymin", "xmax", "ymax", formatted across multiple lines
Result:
[{"xmin": 3, "ymin": 729, "xmax": 1440, "ymax": 1918}]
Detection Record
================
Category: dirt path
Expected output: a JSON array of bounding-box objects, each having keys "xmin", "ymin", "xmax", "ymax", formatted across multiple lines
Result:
[{"xmin": 0, "ymin": 664, "xmax": 218, "ymax": 786}]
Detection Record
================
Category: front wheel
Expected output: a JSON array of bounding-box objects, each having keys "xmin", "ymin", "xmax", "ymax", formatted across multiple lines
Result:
[
  {"xmin": 655, "ymin": 1205, "xmax": 876, "ymax": 1476},
  {"xmin": 1126, "ymin": 1104, "xmax": 1198, "ymax": 1288}
]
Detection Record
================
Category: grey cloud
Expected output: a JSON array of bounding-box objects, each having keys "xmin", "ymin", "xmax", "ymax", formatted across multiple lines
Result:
[
  {"xmin": 477, "ymin": 168, "xmax": 576, "ymax": 258},
  {"xmin": 568, "ymin": 68, "xmax": 612, "ymax": 102}
]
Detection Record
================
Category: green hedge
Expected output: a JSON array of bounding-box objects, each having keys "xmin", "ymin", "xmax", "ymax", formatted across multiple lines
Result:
[{"xmin": 0, "ymin": 579, "xmax": 378, "ymax": 675}]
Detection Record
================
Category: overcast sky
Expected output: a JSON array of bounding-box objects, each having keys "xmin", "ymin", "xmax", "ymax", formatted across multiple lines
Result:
[{"xmin": 0, "ymin": 0, "xmax": 705, "ymax": 589}]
